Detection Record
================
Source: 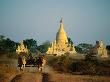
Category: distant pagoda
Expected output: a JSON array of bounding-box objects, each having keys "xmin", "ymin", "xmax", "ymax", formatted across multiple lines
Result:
[
  {"xmin": 92, "ymin": 41, "xmax": 108, "ymax": 58},
  {"xmin": 46, "ymin": 18, "xmax": 76, "ymax": 56},
  {"xmin": 16, "ymin": 41, "xmax": 29, "ymax": 54}
]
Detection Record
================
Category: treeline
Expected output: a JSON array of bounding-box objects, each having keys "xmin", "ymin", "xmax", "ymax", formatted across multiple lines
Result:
[
  {"xmin": 0, "ymin": 35, "xmax": 110, "ymax": 55},
  {"xmin": 0, "ymin": 35, "xmax": 18, "ymax": 54},
  {"xmin": 0, "ymin": 35, "xmax": 51, "ymax": 55}
]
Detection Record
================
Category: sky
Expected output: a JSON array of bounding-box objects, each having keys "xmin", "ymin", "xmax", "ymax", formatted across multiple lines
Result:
[{"xmin": 0, "ymin": 0, "xmax": 110, "ymax": 45}]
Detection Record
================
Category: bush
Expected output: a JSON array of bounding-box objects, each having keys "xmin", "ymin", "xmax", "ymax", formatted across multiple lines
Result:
[
  {"xmin": 70, "ymin": 60, "xmax": 110, "ymax": 76},
  {"xmin": 47, "ymin": 54, "xmax": 110, "ymax": 76},
  {"xmin": 48, "ymin": 55, "xmax": 73, "ymax": 72}
]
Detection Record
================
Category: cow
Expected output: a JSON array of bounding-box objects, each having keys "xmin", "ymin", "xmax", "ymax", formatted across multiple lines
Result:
[
  {"xmin": 36, "ymin": 56, "xmax": 46, "ymax": 71},
  {"xmin": 22, "ymin": 56, "xmax": 26, "ymax": 69},
  {"xmin": 18, "ymin": 56, "xmax": 23, "ymax": 71}
]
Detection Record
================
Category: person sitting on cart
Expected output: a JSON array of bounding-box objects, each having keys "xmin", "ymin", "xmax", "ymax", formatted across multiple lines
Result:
[{"xmin": 27, "ymin": 53, "xmax": 33, "ymax": 64}]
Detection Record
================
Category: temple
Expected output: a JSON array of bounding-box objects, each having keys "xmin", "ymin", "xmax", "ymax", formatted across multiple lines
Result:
[
  {"xmin": 16, "ymin": 41, "xmax": 29, "ymax": 54},
  {"xmin": 92, "ymin": 41, "xmax": 108, "ymax": 58},
  {"xmin": 46, "ymin": 18, "xmax": 76, "ymax": 56}
]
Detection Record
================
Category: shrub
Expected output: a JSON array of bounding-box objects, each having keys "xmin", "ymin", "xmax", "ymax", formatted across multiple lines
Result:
[
  {"xmin": 47, "ymin": 54, "xmax": 110, "ymax": 76},
  {"xmin": 48, "ymin": 55, "xmax": 73, "ymax": 72}
]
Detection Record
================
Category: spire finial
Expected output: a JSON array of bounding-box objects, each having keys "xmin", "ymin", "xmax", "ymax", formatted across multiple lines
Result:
[{"xmin": 60, "ymin": 17, "xmax": 63, "ymax": 23}]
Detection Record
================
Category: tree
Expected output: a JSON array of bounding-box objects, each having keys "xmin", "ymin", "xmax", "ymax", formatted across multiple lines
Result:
[
  {"xmin": 106, "ymin": 45, "xmax": 110, "ymax": 55},
  {"xmin": 4, "ymin": 38, "xmax": 17, "ymax": 52},
  {"xmin": 67, "ymin": 37, "xmax": 73, "ymax": 46},
  {"xmin": 106, "ymin": 45, "xmax": 110, "ymax": 51},
  {"xmin": 0, "ymin": 35, "xmax": 18, "ymax": 53},
  {"xmin": 23, "ymin": 39, "xmax": 37, "ymax": 53},
  {"xmin": 75, "ymin": 43, "xmax": 93, "ymax": 54},
  {"xmin": 37, "ymin": 41, "xmax": 51, "ymax": 53},
  {"xmin": 0, "ymin": 35, "xmax": 5, "ymax": 41}
]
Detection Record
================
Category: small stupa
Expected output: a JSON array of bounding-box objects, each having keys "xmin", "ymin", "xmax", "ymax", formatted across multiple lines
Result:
[
  {"xmin": 16, "ymin": 41, "xmax": 29, "ymax": 54},
  {"xmin": 92, "ymin": 41, "xmax": 108, "ymax": 58}
]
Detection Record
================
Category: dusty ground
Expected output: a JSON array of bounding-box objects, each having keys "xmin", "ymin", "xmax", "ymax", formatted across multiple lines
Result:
[
  {"xmin": 49, "ymin": 72, "xmax": 110, "ymax": 82},
  {"xmin": 0, "ymin": 55, "xmax": 110, "ymax": 82},
  {"xmin": 11, "ymin": 72, "xmax": 42, "ymax": 82},
  {"xmin": 1, "ymin": 71, "xmax": 110, "ymax": 82}
]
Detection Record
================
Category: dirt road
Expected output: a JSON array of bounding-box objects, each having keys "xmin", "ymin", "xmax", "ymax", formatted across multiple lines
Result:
[
  {"xmin": 10, "ymin": 72, "xmax": 42, "ymax": 82},
  {"xmin": 1, "ymin": 71, "xmax": 110, "ymax": 82}
]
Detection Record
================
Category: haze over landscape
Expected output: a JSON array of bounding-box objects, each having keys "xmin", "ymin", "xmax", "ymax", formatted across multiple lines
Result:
[{"xmin": 0, "ymin": 0, "xmax": 110, "ymax": 45}]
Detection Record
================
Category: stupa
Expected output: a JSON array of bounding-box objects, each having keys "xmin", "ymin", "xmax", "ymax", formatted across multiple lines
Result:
[
  {"xmin": 46, "ymin": 18, "xmax": 76, "ymax": 56},
  {"xmin": 92, "ymin": 41, "xmax": 108, "ymax": 58},
  {"xmin": 16, "ymin": 41, "xmax": 29, "ymax": 54}
]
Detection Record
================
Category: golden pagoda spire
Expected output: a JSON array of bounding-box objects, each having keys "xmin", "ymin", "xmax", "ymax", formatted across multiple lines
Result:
[
  {"xmin": 46, "ymin": 18, "xmax": 76, "ymax": 56},
  {"xmin": 56, "ymin": 18, "xmax": 68, "ymax": 43},
  {"xmin": 60, "ymin": 17, "xmax": 63, "ymax": 23}
]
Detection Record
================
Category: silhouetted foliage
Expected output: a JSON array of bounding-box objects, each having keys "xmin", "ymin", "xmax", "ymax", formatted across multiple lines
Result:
[
  {"xmin": 67, "ymin": 37, "xmax": 73, "ymax": 46},
  {"xmin": 23, "ymin": 39, "xmax": 37, "ymax": 53},
  {"xmin": 75, "ymin": 43, "xmax": 93, "ymax": 54},
  {"xmin": 0, "ymin": 35, "xmax": 5, "ymax": 40},
  {"xmin": 106, "ymin": 45, "xmax": 110, "ymax": 50},
  {"xmin": 48, "ymin": 55, "xmax": 73, "ymax": 72},
  {"xmin": 37, "ymin": 41, "xmax": 51, "ymax": 53},
  {"xmin": 0, "ymin": 35, "xmax": 18, "ymax": 53},
  {"xmin": 106, "ymin": 45, "xmax": 110, "ymax": 55}
]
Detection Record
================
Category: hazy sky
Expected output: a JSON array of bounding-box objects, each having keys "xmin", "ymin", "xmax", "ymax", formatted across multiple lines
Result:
[{"xmin": 0, "ymin": 0, "xmax": 110, "ymax": 45}]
